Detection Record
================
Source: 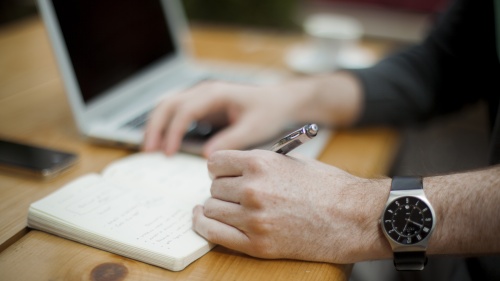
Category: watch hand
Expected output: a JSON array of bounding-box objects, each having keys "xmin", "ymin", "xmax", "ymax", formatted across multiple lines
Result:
[
  {"xmin": 402, "ymin": 221, "xmax": 409, "ymax": 231},
  {"xmin": 406, "ymin": 218, "xmax": 423, "ymax": 228},
  {"xmin": 401, "ymin": 207, "xmax": 415, "ymax": 234}
]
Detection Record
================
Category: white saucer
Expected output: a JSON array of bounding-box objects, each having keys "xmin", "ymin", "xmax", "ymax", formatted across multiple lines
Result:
[{"xmin": 284, "ymin": 42, "xmax": 377, "ymax": 74}]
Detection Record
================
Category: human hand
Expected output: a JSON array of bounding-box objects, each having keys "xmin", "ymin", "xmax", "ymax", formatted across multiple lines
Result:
[
  {"xmin": 143, "ymin": 81, "xmax": 301, "ymax": 157},
  {"xmin": 193, "ymin": 149, "xmax": 391, "ymax": 264}
]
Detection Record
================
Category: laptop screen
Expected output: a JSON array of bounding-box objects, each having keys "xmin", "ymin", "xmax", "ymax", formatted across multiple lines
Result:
[{"xmin": 51, "ymin": 0, "xmax": 177, "ymax": 104}]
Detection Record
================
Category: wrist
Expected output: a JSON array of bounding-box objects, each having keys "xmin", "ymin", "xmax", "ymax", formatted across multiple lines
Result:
[
  {"xmin": 333, "ymin": 177, "xmax": 392, "ymax": 263},
  {"xmin": 282, "ymin": 72, "xmax": 363, "ymax": 127},
  {"xmin": 380, "ymin": 176, "xmax": 437, "ymax": 271},
  {"xmin": 359, "ymin": 177, "xmax": 393, "ymax": 261}
]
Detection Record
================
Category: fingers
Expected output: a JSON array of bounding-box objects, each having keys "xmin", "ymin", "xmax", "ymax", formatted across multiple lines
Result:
[
  {"xmin": 143, "ymin": 82, "xmax": 232, "ymax": 154},
  {"xmin": 203, "ymin": 197, "xmax": 246, "ymax": 227},
  {"xmin": 143, "ymin": 80, "xmax": 282, "ymax": 156},
  {"xmin": 143, "ymin": 91, "xmax": 190, "ymax": 153},
  {"xmin": 143, "ymin": 95, "xmax": 176, "ymax": 152},
  {"xmin": 208, "ymin": 150, "xmax": 274, "ymax": 206},
  {"xmin": 203, "ymin": 115, "xmax": 263, "ymax": 156},
  {"xmin": 163, "ymin": 92, "xmax": 229, "ymax": 155},
  {"xmin": 210, "ymin": 177, "xmax": 243, "ymax": 203},
  {"xmin": 192, "ymin": 205, "xmax": 250, "ymax": 250},
  {"xmin": 207, "ymin": 150, "xmax": 252, "ymax": 178}
]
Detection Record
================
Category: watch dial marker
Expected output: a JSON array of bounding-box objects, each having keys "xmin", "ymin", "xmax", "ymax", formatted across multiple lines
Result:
[{"xmin": 382, "ymin": 196, "xmax": 434, "ymax": 245}]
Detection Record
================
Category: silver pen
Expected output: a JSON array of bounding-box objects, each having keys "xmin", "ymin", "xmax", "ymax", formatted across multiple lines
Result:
[{"xmin": 271, "ymin": 124, "xmax": 319, "ymax": 155}]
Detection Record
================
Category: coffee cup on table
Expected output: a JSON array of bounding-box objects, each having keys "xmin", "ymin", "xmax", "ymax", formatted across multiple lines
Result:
[{"xmin": 285, "ymin": 13, "xmax": 364, "ymax": 74}]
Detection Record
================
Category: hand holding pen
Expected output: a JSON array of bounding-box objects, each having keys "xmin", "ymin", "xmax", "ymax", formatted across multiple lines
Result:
[{"xmin": 194, "ymin": 122, "xmax": 365, "ymax": 264}]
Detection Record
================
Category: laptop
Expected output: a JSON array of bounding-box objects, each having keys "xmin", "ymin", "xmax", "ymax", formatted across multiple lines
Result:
[{"xmin": 36, "ymin": 0, "xmax": 331, "ymax": 158}]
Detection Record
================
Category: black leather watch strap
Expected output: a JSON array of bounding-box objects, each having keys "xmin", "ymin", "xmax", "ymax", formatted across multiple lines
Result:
[
  {"xmin": 394, "ymin": 251, "xmax": 428, "ymax": 271},
  {"xmin": 391, "ymin": 176, "xmax": 427, "ymax": 271},
  {"xmin": 391, "ymin": 176, "xmax": 423, "ymax": 191}
]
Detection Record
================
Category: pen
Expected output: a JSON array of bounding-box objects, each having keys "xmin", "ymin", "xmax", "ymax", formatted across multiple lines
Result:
[{"xmin": 271, "ymin": 124, "xmax": 319, "ymax": 155}]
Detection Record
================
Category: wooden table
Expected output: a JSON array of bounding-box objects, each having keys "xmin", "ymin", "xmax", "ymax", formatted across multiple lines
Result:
[{"xmin": 0, "ymin": 15, "xmax": 400, "ymax": 280}]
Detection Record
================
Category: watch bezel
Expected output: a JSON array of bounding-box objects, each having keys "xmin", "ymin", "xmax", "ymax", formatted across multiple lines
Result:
[{"xmin": 380, "ymin": 189, "xmax": 436, "ymax": 252}]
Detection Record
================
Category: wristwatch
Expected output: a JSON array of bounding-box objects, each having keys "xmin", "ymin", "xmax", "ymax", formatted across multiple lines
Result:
[{"xmin": 380, "ymin": 176, "xmax": 436, "ymax": 271}]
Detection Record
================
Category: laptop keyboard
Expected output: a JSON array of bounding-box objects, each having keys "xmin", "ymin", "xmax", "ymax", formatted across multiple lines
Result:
[
  {"xmin": 120, "ymin": 69, "xmax": 267, "ymax": 131},
  {"xmin": 122, "ymin": 76, "xmax": 219, "ymax": 130},
  {"xmin": 122, "ymin": 110, "xmax": 150, "ymax": 130}
]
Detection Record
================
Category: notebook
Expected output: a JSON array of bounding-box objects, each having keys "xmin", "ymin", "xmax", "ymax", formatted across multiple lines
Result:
[{"xmin": 36, "ymin": 0, "xmax": 331, "ymax": 158}]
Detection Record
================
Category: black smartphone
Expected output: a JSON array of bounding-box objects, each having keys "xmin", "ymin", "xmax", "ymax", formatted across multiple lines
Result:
[{"xmin": 0, "ymin": 139, "xmax": 78, "ymax": 179}]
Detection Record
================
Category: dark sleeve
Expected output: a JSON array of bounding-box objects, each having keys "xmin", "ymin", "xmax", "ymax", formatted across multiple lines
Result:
[{"xmin": 351, "ymin": 0, "xmax": 499, "ymax": 126}]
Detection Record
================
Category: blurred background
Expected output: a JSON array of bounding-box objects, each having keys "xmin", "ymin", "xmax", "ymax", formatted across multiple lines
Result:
[
  {"xmin": 1, "ymin": 0, "xmax": 448, "ymax": 42},
  {"xmin": 0, "ymin": 0, "xmax": 37, "ymax": 25},
  {"xmin": 0, "ymin": 0, "xmax": 489, "ymax": 177}
]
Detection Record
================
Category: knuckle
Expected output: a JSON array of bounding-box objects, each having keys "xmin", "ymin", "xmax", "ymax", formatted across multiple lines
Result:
[
  {"xmin": 240, "ymin": 183, "xmax": 264, "ymax": 206},
  {"xmin": 246, "ymin": 212, "xmax": 272, "ymax": 234},
  {"xmin": 245, "ymin": 155, "xmax": 268, "ymax": 175}
]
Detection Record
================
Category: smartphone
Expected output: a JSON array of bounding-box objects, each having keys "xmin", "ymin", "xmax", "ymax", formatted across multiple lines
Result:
[{"xmin": 0, "ymin": 139, "xmax": 78, "ymax": 179}]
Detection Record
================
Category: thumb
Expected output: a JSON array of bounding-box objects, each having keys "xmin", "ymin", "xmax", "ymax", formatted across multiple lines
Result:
[
  {"xmin": 203, "ymin": 114, "xmax": 278, "ymax": 156},
  {"xmin": 203, "ymin": 124, "xmax": 254, "ymax": 156}
]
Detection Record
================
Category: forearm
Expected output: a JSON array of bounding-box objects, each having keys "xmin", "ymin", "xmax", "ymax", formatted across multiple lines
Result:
[
  {"xmin": 425, "ymin": 165, "xmax": 500, "ymax": 256},
  {"xmin": 195, "ymin": 149, "xmax": 500, "ymax": 265},
  {"xmin": 277, "ymin": 71, "xmax": 364, "ymax": 127},
  {"xmin": 364, "ymin": 165, "xmax": 500, "ymax": 262}
]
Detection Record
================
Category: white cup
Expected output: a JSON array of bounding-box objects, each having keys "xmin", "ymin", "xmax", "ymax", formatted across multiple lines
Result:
[{"xmin": 303, "ymin": 13, "xmax": 363, "ymax": 71}]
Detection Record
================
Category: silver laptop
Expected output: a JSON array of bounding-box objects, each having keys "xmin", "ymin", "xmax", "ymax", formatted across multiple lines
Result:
[{"xmin": 37, "ymin": 0, "xmax": 331, "ymax": 157}]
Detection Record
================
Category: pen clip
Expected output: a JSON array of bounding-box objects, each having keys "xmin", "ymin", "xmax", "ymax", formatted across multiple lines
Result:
[{"xmin": 271, "ymin": 124, "xmax": 318, "ymax": 155}]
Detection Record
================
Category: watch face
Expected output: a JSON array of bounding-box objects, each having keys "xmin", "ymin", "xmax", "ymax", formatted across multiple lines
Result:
[{"xmin": 382, "ymin": 196, "xmax": 434, "ymax": 245}]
